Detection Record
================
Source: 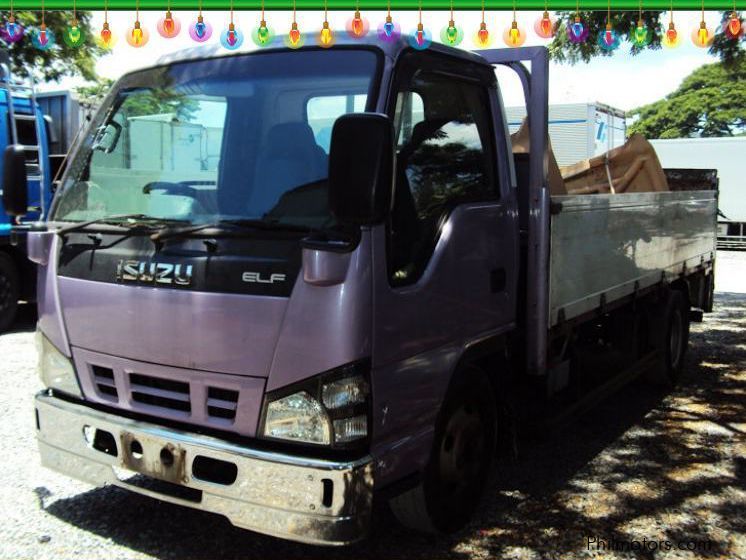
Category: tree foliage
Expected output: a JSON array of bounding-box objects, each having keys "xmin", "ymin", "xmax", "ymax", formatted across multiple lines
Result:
[
  {"xmin": 549, "ymin": 10, "xmax": 744, "ymax": 66},
  {"xmin": 1, "ymin": 11, "xmax": 104, "ymax": 82},
  {"xmin": 628, "ymin": 57, "xmax": 746, "ymax": 138}
]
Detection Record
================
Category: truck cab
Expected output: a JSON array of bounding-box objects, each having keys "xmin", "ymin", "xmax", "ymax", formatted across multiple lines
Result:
[
  {"xmin": 12, "ymin": 37, "xmax": 716, "ymax": 545},
  {"xmin": 0, "ymin": 56, "xmax": 52, "ymax": 331}
]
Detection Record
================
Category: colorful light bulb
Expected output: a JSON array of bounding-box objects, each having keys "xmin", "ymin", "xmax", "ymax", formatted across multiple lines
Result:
[
  {"xmin": 691, "ymin": 20, "xmax": 713, "ymax": 47},
  {"xmin": 663, "ymin": 21, "xmax": 679, "ymax": 47},
  {"xmin": 100, "ymin": 22, "xmax": 112, "ymax": 43},
  {"xmin": 568, "ymin": 15, "xmax": 588, "ymax": 43},
  {"xmin": 408, "ymin": 22, "xmax": 431, "ymax": 50},
  {"xmin": 352, "ymin": 11, "xmax": 364, "ymax": 35},
  {"xmin": 220, "ymin": 21, "xmax": 244, "ymax": 49},
  {"xmin": 440, "ymin": 19, "xmax": 463, "ymax": 46},
  {"xmin": 252, "ymin": 20, "xmax": 274, "ymax": 46},
  {"xmin": 378, "ymin": 15, "xmax": 400, "ymax": 42},
  {"xmin": 384, "ymin": 16, "xmax": 394, "ymax": 36},
  {"xmin": 725, "ymin": 11, "xmax": 742, "ymax": 38},
  {"xmin": 346, "ymin": 9, "xmax": 369, "ymax": 38},
  {"xmin": 287, "ymin": 21, "xmax": 301, "ymax": 47},
  {"xmin": 632, "ymin": 19, "xmax": 649, "ymax": 46},
  {"xmin": 446, "ymin": 21, "xmax": 458, "ymax": 42},
  {"xmin": 534, "ymin": 10, "xmax": 555, "ymax": 38},
  {"xmin": 97, "ymin": 21, "xmax": 116, "ymax": 47},
  {"xmin": 157, "ymin": 10, "xmax": 182, "ymax": 38},
  {"xmin": 189, "ymin": 15, "xmax": 213, "ymax": 42},
  {"xmin": 318, "ymin": 20, "xmax": 333, "ymax": 47},
  {"xmin": 1, "ymin": 15, "xmax": 24, "ymax": 43},
  {"xmin": 597, "ymin": 22, "xmax": 620, "ymax": 50},
  {"xmin": 126, "ymin": 20, "xmax": 150, "ymax": 47},
  {"xmin": 32, "ymin": 23, "xmax": 55, "ymax": 50},
  {"xmin": 502, "ymin": 19, "xmax": 525, "ymax": 47},
  {"xmin": 475, "ymin": 21, "xmax": 491, "ymax": 47},
  {"xmin": 63, "ymin": 18, "xmax": 85, "ymax": 47}
]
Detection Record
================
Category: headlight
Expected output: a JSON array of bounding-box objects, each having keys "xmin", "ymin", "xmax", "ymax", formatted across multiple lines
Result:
[
  {"xmin": 265, "ymin": 391, "xmax": 331, "ymax": 445},
  {"xmin": 261, "ymin": 361, "xmax": 370, "ymax": 448},
  {"xmin": 36, "ymin": 329, "xmax": 82, "ymax": 397}
]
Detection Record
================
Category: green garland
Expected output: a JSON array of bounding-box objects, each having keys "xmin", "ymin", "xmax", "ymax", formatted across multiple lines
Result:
[{"xmin": 1, "ymin": 1, "xmax": 738, "ymax": 9}]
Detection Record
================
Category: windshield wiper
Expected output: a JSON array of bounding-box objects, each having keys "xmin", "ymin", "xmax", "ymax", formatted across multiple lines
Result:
[
  {"xmin": 151, "ymin": 218, "xmax": 314, "ymax": 242},
  {"xmin": 57, "ymin": 214, "xmax": 190, "ymax": 236}
]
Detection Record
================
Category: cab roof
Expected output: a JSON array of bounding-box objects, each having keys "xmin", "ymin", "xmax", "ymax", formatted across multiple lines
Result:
[{"xmin": 152, "ymin": 32, "xmax": 491, "ymax": 73}]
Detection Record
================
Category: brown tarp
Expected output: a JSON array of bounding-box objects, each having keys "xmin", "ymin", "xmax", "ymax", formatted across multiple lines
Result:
[{"xmin": 510, "ymin": 119, "xmax": 669, "ymax": 196}]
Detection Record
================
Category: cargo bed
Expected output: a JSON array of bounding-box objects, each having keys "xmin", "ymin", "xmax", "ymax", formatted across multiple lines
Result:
[{"xmin": 549, "ymin": 190, "xmax": 717, "ymax": 327}]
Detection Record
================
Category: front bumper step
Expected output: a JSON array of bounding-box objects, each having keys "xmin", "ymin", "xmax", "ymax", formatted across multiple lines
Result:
[{"xmin": 35, "ymin": 392, "xmax": 373, "ymax": 546}]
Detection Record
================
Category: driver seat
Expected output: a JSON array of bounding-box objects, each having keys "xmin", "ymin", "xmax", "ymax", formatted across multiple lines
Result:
[{"xmin": 248, "ymin": 122, "xmax": 328, "ymax": 216}]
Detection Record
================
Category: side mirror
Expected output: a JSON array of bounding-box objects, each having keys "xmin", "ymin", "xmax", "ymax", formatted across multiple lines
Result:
[
  {"xmin": 328, "ymin": 113, "xmax": 394, "ymax": 226},
  {"xmin": 2, "ymin": 145, "xmax": 28, "ymax": 217},
  {"xmin": 92, "ymin": 121, "xmax": 122, "ymax": 154}
]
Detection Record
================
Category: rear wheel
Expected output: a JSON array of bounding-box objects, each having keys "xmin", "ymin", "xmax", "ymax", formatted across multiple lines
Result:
[
  {"xmin": 389, "ymin": 366, "xmax": 497, "ymax": 533},
  {"xmin": 0, "ymin": 252, "xmax": 20, "ymax": 333},
  {"xmin": 648, "ymin": 289, "xmax": 690, "ymax": 386}
]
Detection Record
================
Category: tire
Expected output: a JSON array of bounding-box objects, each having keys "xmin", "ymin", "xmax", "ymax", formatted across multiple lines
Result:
[
  {"xmin": 647, "ymin": 289, "xmax": 690, "ymax": 386},
  {"xmin": 0, "ymin": 252, "xmax": 20, "ymax": 333},
  {"xmin": 389, "ymin": 366, "xmax": 498, "ymax": 534}
]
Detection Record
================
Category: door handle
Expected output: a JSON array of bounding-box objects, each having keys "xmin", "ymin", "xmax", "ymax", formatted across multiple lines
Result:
[{"xmin": 490, "ymin": 268, "xmax": 506, "ymax": 293}]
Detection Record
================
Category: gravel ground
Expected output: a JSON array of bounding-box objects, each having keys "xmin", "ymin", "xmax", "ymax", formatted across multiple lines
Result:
[{"xmin": 1, "ymin": 253, "xmax": 745, "ymax": 560}]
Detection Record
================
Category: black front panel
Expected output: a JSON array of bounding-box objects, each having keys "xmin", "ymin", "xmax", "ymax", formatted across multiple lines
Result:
[{"xmin": 57, "ymin": 232, "xmax": 302, "ymax": 297}]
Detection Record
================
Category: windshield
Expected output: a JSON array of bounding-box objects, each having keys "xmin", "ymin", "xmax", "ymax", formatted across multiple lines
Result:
[{"xmin": 52, "ymin": 49, "xmax": 381, "ymax": 230}]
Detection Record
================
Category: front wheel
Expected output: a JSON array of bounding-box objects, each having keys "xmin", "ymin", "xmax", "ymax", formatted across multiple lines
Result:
[
  {"xmin": 389, "ymin": 366, "xmax": 497, "ymax": 534},
  {"xmin": 0, "ymin": 252, "xmax": 20, "ymax": 333}
]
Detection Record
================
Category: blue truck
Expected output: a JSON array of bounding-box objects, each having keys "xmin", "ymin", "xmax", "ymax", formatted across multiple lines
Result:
[{"xmin": 0, "ymin": 53, "xmax": 53, "ymax": 331}]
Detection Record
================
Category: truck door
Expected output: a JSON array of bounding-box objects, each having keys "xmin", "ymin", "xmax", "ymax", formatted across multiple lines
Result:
[{"xmin": 371, "ymin": 50, "xmax": 518, "ymax": 471}]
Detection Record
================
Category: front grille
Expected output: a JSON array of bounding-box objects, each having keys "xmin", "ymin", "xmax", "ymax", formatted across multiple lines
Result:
[
  {"xmin": 74, "ymin": 348, "xmax": 264, "ymax": 437},
  {"xmin": 207, "ymin": 387, "xmax": 239, "ymax": 421},
  {"xmin": 92, "ymin": 365, "xmax": 118, "ymax": 400},
  {"xmin": 130, "ymin": 373, "xmax": 191, "ymax": 414}
]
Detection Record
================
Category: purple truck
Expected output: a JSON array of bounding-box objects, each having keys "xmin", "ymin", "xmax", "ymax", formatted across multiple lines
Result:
[{"xmin": 2, "ymin": 39, "xmax": 717, "ymax": 545}]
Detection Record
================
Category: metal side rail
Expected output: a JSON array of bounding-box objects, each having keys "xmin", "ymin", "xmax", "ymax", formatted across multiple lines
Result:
[{"xmin": 35, "ymin": 392, "xmax": 374, "ymax": 546}]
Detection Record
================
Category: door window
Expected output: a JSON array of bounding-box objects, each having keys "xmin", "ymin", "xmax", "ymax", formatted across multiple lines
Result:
[
  {"xmin": 389, "ymin": 70, "xmax": 497, "ymax": 284},
  {"xmin": 307, "ymin": 94, "xmax": 367, "ymax": 153}
]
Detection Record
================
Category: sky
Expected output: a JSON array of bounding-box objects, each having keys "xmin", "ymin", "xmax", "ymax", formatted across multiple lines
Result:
[{"xmin": 41, "ymin": 10, "xmax": 725, "ymax": 112}]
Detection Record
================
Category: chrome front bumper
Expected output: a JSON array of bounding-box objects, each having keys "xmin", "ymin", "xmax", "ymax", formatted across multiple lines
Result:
[{"xmin": 35, "ymin": 393, "xmax": 374, "ymax": 546}]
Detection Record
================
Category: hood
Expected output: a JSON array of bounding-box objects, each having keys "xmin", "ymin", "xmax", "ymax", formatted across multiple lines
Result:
[{"xmin": 56, "ymin": 232, "xmax": 298, "ymax": 377}]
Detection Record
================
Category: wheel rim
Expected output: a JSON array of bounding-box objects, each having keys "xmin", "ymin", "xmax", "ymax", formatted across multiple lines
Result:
[
  {"xmin": 670, "ymin": 308, "xmax": 683, "ymax": 369},
  {"xmin": 438, "ymin": 403, "xmax": 486, "ymax": 501}
]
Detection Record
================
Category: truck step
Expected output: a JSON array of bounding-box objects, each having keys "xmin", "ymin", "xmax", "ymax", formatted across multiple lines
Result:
[{"xmin": 13, "ymin": 114, "xmax": 37, "ymax": 121}]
